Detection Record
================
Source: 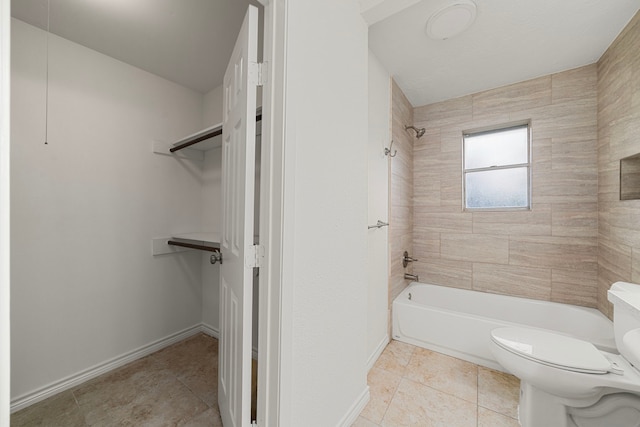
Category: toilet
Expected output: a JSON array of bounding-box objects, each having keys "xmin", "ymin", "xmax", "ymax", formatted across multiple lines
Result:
[{"xmin": 490, "ymin": 282, "xmax": 640, "ymax": 427}]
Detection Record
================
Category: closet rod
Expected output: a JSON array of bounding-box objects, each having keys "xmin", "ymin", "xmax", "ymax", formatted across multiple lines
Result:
[
  {"xmin": 170, "ymin": 114, "xmax": 263, "ymax": 153},
  {"xmin": 170, "ymin": 129, "xmax": 222, "ymax": 153},
  {"xmin": 167, "ymin": 240, "xmax": 220, "ymax": 253}
]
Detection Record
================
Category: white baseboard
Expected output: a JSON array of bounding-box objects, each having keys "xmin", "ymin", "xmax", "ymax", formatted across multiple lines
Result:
[
  {"xmin": 10, "ymin": 324, "xmax": 203, "ymax": 413},
  {"xmin": 337, "ymin": 386, "xmax": 370, "ymax": 427},
  {"xmin": 200, "ymin": 322, "xmax": 220, "ymax": 339},
  {"xmin": 366, "ymin": 334, "xmax": 389, "ymax": 371}
]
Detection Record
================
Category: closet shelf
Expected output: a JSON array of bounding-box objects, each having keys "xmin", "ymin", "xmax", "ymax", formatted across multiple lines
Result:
[
  {"xmin": 153, "ymin": 112, "xmax": 262, "ymax": 156},
  {"xmin": 151, "ymin": 232, "xmax": 221, "ymax": 256},
  {"xmin": 170, "ymin": 123, "xmax": 223, "ymax": 153},
  {"xmin": 152, "ymin": 123, "xmax": 223, "ymax": 157},
  {"xmin": 167, "ymin": 240, "xmax": 219, "ymax": 253},
  {"xmin": 168, "ymin": 233, "xmax": 221, "ymax": 253},
  {"xmin": 171, "ymin": 232, "xmax": 221, "ymax": 245}
]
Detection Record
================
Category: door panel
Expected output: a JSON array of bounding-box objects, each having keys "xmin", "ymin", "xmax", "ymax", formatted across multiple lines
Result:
[{"xmin": 219, "ymin": 5, "xmax": 259, "ymax": 427}]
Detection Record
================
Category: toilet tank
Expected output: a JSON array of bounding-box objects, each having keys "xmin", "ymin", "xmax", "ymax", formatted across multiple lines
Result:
[{"xmin": 608, "ymin": 282, "xmax": 640, "ymax": 368}]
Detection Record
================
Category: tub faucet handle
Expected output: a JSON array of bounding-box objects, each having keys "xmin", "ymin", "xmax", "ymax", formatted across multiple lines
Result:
[{"xmin": 402, "ymin": 251, "xmax": 418, "ymax": 268}]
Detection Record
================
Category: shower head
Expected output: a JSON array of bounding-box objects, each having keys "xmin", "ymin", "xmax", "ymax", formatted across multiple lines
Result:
[{"xmin": 405, "ymin": 125, "xmax": 426, "ymax": 139}]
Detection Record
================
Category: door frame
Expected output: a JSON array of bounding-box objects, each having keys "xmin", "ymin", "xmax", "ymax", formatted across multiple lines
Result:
[
  {"xmin": 0, "ymin": 0, "xmax": 291, "ymax": 424},
  {"xmin": 255, "ymin": 0, "xmax": 287, "ymax": 426}
]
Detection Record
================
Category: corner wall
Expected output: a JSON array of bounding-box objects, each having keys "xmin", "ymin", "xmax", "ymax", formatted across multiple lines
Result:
[
  {"xmin": 597, "ymin": 11, "xmax": 640, "ymax": 317},
  {"xmin": 411, "ymin": 65, "xmax": 599, "ymax": 306}
]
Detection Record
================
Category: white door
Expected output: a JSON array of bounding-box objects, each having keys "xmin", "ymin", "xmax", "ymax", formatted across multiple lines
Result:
[{"xmin": 219, "ymin": 5, "xmax": 259, "ymax": 427}]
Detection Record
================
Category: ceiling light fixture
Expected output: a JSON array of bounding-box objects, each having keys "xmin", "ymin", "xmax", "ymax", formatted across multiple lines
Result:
[{"xmin": 426, "ymin": 0, "xmax": 477, "ymax": 41}]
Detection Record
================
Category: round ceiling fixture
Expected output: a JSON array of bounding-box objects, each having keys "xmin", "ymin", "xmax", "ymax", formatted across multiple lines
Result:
[{"xmin": 426, "ymin": 0, "xmax": 477, "ymax": 41}]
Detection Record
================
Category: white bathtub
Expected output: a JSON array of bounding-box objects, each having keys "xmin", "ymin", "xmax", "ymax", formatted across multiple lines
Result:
[{"xmin": 392, "ymin": 282, "xmax": 615, "ymax": 372}]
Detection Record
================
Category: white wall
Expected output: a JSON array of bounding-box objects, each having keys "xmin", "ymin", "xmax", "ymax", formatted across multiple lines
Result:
[
  {"xmin": 200, "ymin": 148, "xmax": 222, "ymax": 331},
  {"xmin": 366, "ymin": 50, "xmax": 390, "ymax": 369},
  {"xmin": 200, "ymin": 86, "xmax": 223, "ymax": 332},
  {"xmin": 10, "ymin": 19, "xmax": 205, "ymax": 401},
  {"xmin": 279, "ymin": 0, "xmax": 370, "ymax": 424},
  {"xmin": 1, "ymin": 0, "xmax": 10, "ymax": 424},
  {"xmin": 203, "ymin": 85, "xmax": 224, "ymax": 129}
]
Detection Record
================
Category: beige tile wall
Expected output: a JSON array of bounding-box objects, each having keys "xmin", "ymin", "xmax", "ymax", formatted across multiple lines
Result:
[
  {"xmin": 389, "ymin": 80, "xmax": 414, "ymax": 306},
  {"xmin": 411, "ymin": 65, "xmax": 599, "ymax": 307},
  {"xmin": 597, "ymin": 11, "xmax": 640, "ymax": 317}
]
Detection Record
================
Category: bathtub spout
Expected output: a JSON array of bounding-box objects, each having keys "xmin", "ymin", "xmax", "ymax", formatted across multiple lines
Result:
[{"xmin": 404, "ymin": 273, "xmax": 419, "ymax": 281}]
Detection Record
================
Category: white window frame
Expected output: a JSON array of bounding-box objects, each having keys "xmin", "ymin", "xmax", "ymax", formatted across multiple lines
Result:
[{"xmin": 462, "ymin": 121, "xmax": 532, "ymax": 211}]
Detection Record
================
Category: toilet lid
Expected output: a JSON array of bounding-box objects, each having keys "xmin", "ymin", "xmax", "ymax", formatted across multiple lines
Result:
[{"xmin": 491, "ymin": 327, "xmax": 613, "ymax": 374}]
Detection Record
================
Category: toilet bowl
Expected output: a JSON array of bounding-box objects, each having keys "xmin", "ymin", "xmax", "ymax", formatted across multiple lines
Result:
[{"xmin": 490, "ymin": 282, "xmax": 640, "ymax": 427}]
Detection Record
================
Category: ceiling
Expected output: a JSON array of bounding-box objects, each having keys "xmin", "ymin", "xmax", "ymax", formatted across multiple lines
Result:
[
  {"xmin": 367, "ymin": 0, "xmax": 640, "ymax": 107},
  {"xmin": 11, "ymin": 1, "xmax": 640, "ymax": 105},
  {"xmin": 11, "ymin": 0, "xmax": 262, "ymax": 94}
]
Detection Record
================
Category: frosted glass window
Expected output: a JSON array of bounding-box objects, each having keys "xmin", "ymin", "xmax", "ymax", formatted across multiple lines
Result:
[
  {"xmin": 464, "ymin": 126, "xmax": 528, "ymax": 169},
  {"xmin": 465, "ymin": 168, "xmax": 529, "ymax": 208},
  {"xmin": 463, "ymin": 123, "xmax": 530, "ymax": 210}
]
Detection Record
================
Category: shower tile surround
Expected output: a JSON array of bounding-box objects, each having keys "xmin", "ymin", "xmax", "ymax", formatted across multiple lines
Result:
[
  {"xmin": 409, "ymin": 64, "xmax": 599, "ymax": 308},
  {"xmin": 597, "ymin": 11, "xmax": 640, "ymax": 317},
  {"xmin": 396, "ymin": 11, "xmax": 640, "ymax": 317},
  {"xmin": 372, "ymin": 11, "xmax": 640, "ymax": 426},
  {"xmin": 389, "ymin": 80, "xmax": 415, "ymax": 305}
]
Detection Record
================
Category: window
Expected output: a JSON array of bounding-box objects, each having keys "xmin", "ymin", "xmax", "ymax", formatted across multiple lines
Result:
[{"xmin": 463, "ymin": 122, "xmax": 531, "ymax": 210}]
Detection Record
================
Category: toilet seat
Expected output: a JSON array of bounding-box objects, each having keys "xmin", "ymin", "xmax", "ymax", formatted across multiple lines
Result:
[{"xmin": 491, "ymin": 327, "xmax": 614, "ymax": 374}]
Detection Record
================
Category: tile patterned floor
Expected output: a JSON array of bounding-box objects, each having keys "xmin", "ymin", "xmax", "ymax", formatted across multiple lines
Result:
[
  {"xmin": 353, "ymin": 340, "xmax": 521, "ymax": 427},
  {"xmin": 12, "ymin": 335, "xmax": 519, "ymax": 427},
  {"xmin": 11, "ymin": 333, "xmax": 221, "ymax": 427}
]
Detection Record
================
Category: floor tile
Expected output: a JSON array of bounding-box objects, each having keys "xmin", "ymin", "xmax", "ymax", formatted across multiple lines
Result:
[
  {"xmin": 373, "ymin": 340, "xmax": 416, "ymax": 376},
  {"xmin": 77, "ymin": 370, "xmax": 208, "ymax": 426},
  {"xmin": 478, "ymin": 407, "xmax": 520, "ymax": 427},
  {"xmin": 477, "ymin": 366, "xmax": 520, "ymax": 419},
  {"xmin": 10, "ymin": 390, "xmax": 85, "ymax": 427},
  {"xmin": 360, "ymin": 367, "xmax": 402, "ymax": 424},
  {"xmin": 73, "ymin": 356, "xmax": 169, "ymax": 411},
  {"xmin": 169, "ymin": 337, "xmax": 218, "ymax": 407},
  {"xmin": 11, "ymin": 334, "xmax": 224, "ymax": 427},
  {"xmin": 363, "ymin": 339, "xmax": 525, "ymax": 427},
  {"xmin": 15, "ymin": 334, "xmax": 525, "ymax": 427},
  {"xmin": 405, "ymin": 347, "xmax": 478, "ymax": 403},
  {"xmin": 352, "ymin": 415, "xmax": 380, "ymax": 426},
  {"xmin": 178, "ymin": 407, "xmax": 223, "ymax": 427},
  {"xmin": 381, "ymin": 378, "xmax": 477, "ymax": 427},
  {"xmin": 153, "ymin": 334, "xmax": 216, "ymax": 363}
]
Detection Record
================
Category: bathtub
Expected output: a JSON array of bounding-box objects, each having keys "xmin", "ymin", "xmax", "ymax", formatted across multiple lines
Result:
[{"xmin": 392, "ymin": 282, "xmax": 615, "ymax": 372}]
